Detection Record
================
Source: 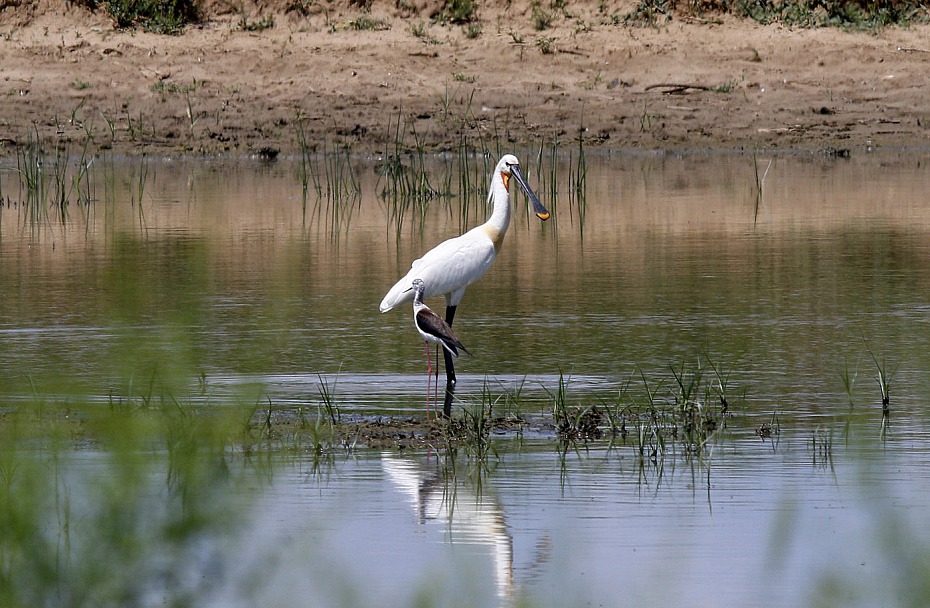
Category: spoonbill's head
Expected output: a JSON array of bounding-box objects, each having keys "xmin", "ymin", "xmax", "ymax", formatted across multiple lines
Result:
[{"xmin": 498, "ymin": 154, "xmax": 551, "ymax": 221}]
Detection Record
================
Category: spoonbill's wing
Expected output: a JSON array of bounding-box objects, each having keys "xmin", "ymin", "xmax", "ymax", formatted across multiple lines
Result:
[{"xmin": 379, "ymin": 229, "xmax": 496, "ymax": 312}]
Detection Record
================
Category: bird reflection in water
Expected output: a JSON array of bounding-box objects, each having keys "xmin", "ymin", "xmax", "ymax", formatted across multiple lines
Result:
[{"xmin": 381, "ymin": 454, "xmax": 514, "ymax": 599}]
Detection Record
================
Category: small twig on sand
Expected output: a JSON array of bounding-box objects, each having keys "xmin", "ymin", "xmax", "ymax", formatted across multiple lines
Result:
[{"xmin": 646, "ymin": 83, "xmax": 713, "ymax": 94}]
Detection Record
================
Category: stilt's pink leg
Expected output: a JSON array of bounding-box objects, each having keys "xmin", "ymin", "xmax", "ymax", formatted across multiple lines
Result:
[
  {"xmin": 424, "ymin": 341, "xmax": 433, "ymax": 420},
  {"xmin": 434, "ymin": 344, "xmax": 441, "ymax": 409}
]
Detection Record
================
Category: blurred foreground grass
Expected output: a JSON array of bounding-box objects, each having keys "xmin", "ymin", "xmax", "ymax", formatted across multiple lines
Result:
[{"xmin": 0, "ymin": 369, "xmax": 264, "ymax": 606}]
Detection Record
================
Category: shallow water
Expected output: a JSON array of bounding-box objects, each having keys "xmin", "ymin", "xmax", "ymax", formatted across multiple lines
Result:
[
  {"xmin": 204, "ymin": 438, "xmax": 930, "ymax": 608},
  {"xmin": 2, "ymin": 150, "xmax": 930, "ymax": 605}
]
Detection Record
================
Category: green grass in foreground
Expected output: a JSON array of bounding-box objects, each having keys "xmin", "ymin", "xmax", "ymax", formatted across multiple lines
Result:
[{"xmin": 0, "ymin": 390, "xmax": 242, "ymax": 605}]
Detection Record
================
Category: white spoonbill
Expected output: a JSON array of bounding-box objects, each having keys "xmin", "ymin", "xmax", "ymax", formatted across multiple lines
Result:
[
  {"xmin": 380, "ymin": 154, "xmax": 550, "ymax": 417},
  {"xmin": 411, "ymin": 278, "xmax": 471, "ymax": 417}
]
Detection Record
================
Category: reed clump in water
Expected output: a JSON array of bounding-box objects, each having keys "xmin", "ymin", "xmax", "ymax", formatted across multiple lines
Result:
[
  {"xmin": 529, "ymin": 133, "xmax": 588, "ymax": 233},
  {"xmin": 10, "ymin": 127, "xmax": 98, "ymax": 226},
  {"xmin": 604, "ymin": 356, "xmax": 737, "ymax": 464},
  {"xmin": 294, "ymin": 111, "xmax": 361, "ymax": 237},
  {"xmin": 546, "ymin": 372, "xmax": 604, "ymax": 442},
  {"xmin": 378, "ymin": 110, "xmax": 446, "ymax": 216}
]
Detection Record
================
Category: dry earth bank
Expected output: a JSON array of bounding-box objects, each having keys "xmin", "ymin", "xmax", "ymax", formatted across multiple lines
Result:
[{"xmin": 1, "ymin": 0, "xmax": 930, "ymax": 158}]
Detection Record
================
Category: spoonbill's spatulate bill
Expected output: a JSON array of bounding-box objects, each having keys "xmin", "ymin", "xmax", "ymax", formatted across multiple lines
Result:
[{"xmin": 380, "ymin": 154, "xmax": 550, "ymax": 417}]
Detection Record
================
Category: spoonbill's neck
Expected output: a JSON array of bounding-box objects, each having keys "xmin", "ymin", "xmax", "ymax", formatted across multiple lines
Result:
[{"xmin": 483, "ymin": 171, "xmax": 512, "ymax": 250}]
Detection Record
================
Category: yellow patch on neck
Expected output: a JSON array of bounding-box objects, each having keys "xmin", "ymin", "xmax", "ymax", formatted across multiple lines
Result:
[
  {"xmin": 501, "ymin": 172, "xmax": 510, "ymax": 190},
  {"xmin": 481, "ymin": 224, "xmax": 506, "ymax": 252}
]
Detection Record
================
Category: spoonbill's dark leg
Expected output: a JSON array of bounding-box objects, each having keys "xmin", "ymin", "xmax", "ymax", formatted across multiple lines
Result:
[{"xmin": 441, "ymin": 305, "xmax": 458, "ymax": 418}]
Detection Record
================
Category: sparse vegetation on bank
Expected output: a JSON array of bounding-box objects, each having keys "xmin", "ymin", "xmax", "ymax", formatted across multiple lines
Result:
[
  {"xmin": 76, "ymin": 0, "xmax": 199, "ymax": 33},
  {"xmin": 3, "ymin": 2, "xmax": 930, "ymax": 162},
  {"xmin": 64, "ymin": 0, "xmax": 930, "ymax": 35}
]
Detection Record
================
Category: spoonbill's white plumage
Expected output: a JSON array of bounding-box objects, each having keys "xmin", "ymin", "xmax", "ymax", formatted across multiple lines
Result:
[
  {"xmin": 381, "ymin": 154, "xmax": 550, "ymax": 417},
  {"xmin": 379, "ymin": 154, "xmax": 550, "ymax": 313}
]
